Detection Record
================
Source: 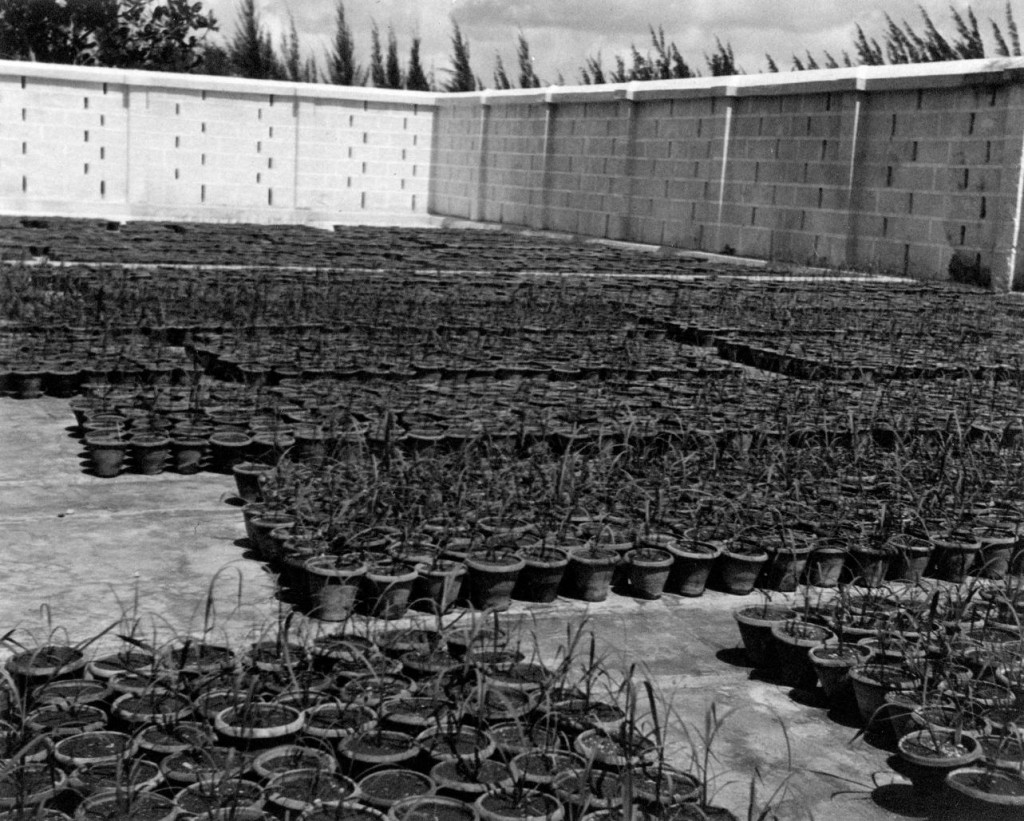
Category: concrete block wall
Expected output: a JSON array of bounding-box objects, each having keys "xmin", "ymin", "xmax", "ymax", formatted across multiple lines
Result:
[
  {"xmin": 431, "ymin": 59, "xmax": 1024, "ymax": 290},
  {"xmin": 0, "ymin": 61, "xmax": 435, "ymax": 225},
  {"xmin": 427, "ymin": 100, "xmax": 479, "ymax": 219},
  {"xmin": 6, "ymin": 59, "xmax": 1024, "ymax": 288}
]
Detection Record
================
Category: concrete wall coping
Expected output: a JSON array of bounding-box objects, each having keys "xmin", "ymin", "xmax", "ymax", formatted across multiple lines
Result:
[
  {"xmin": 11, "ymin": 56, "xmax": 1023, "ymax": 109},
  {"xmin": 0, "ymin": 59, "xmax": 441, "ymax": 106},
  {"xmin": 432, "ymin": 57, "xmax": 1024, "ymax": 107}
]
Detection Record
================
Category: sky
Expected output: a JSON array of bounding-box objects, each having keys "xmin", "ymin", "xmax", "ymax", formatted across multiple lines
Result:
[{"xmin": 199, "ymin": 0, "xmax": 1018, "ymax": 85}]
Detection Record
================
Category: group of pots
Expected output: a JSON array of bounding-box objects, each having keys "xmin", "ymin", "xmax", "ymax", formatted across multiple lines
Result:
[
  {"xmin": 237, "ymin": 487, "xmax": 722, "ymax": 622},
  {"xmin": 732, "ymin": 584, "xmax": 1024, "ymax": 816},
  {"xmin": 0, "ymin": 614, "xmax": 723, "ymax": 821}
]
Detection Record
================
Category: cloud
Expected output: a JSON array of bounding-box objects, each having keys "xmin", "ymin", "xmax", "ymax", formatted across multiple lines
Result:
[{"xmin": 202, "ymin": 0, "xmax": 1013, "ymax": 84}]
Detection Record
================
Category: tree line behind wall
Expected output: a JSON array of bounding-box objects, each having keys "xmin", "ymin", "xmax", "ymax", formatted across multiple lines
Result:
[{"xmin": 0, "ymin": 0, "xmax": 1021, "ymax": 91}]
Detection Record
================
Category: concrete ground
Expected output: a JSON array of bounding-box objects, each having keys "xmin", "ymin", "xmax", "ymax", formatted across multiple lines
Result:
[{"xmin": 0, "ymin": 395, "xmax": 926, "ymax": 821}]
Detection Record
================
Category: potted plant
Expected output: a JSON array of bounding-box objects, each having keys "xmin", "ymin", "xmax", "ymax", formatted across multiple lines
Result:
[
  {"xmin": 663, "ymin": 538, "xmax": 723, "ymax": 598},
  {"xmin": 769, "ymin": 618, "xmax": 835, "ymax": 690},
  {"xmin": 623, "ymin": 545, "xmax": 675, "ymax": 600},
  {"xmin": 897, "ymin": 728, "xmax": 981, "ymax": 798},
  {"xmin": 84, "ymin": 432, "xmax": 129, "ymax": 478},
  {"xmin": 357, "ymin": 769, "xmax": 437, "ymax": 811},
  {"xmin": 562, "ymin": 546, "xmax": 619, "ymax": 603},
  {"xmin": 715, "ymin": 541, "xmax": 768, "ymax": 596},
  {"xmin": 362, "ymin": 559, "xmax": 421, "ymax": 619},
  {"xmin": 304, "ymin": 553, "xmax": 367, "ymax": 622},
  {"xmin": 511, "ymin": 541, "xmax": 570, "ymax": 604},
  {"xmin": 465, "ymin": 549, "xmax": 526, "ymax": 612},
  {"xmin": 732, "ymin": 600, "xmax": 797, "ymax": 668}
]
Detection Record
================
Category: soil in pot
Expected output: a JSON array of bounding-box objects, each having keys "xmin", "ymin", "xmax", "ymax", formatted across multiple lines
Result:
[
  {"xmin": 388, "ymin": 795, "xmax": 479, "ymax": 821},
  {"xmin": 358, "ymin": 769, "xmax": 436, "ymax": 810},
  {"xmin": 337, "ymin": 730, "xmax": 420, "ymax": 776},
  {"xmin": 475, "ymin": 790, "xmax": 563, "ymax": 821},
  {"xmin": 214, "ymin": 702, "xmax": 304, "ymax": 751},
  {"xmin": 266, "ymin": 768, "xmax": 359, "ymax": 816}
]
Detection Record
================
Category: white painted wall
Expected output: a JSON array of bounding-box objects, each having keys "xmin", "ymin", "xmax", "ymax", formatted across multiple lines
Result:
[{"xmin": 0, "ymin": 61, "xmax": 437, "ymax": 226}]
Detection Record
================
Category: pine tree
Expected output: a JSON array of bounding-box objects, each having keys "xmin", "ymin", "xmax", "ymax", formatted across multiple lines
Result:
[
  {"xmin": 765, "ymin": 54, "xmax": 779, "ymax": 72},
  {"xmin": 853, "ymin": 25, "xmax": 885, "ymax": 65},
  {"xmin": 369, "ymin": 22, "xmax": 385, "ymax": 86},
  {"xmin": 328, "ymin": 0, "xmax": 359, "ymax": 85},
  {"xmin": 516, "ymin": 33, "xmax": 541, "ymax": 87},
  {"xmin": 493, "ymin": 54, "xmax": 512, "ymax": 89},
  {"xmin": 229, "ymin": 0, "xmax": 282, "ymax": 79},
  {"xmin": 443, "ymin": 21, "xmax": 475, "ymax": 92},
  {"xmin": 282, "ymin": 14, "xmax": 301, "ymax": 82},
  {"xmin": 705, "ymin": 38, "xmax": 739, "ymax": 76},
  {"xmin": 580, "ymin": 54, "xmax": 606, "ymax": 85},
  {"xmin": 406, "ymin": 37, "xmax": 430, "ymax": 90},
  {"xmin": 385, "ymin": 26, "xmax": 402, "ymax": 89}
]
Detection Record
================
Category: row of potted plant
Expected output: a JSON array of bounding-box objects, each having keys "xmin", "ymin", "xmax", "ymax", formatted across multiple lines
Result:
[
  {"xmin": 730, "ymin": 574, "xmax": 1024, "ymax": 816},
  {"xmin": 0, "ymin": 605, "xmax": 762, "ymax": 821}
]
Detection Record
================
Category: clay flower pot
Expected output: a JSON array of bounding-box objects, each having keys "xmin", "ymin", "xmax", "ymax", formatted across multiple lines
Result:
[
  {"xmin": 715, "ymin": 546, "xmax": 768, "ymax": 595},
  {"xmin": 885, "ymin": 535, "xmax": 932, "ymax": 583},
  {"xmin": 806, "ymin": 543, "xmax": 846, "ymax": 588},
  {"xmin": 732, "ymin": 605, "xmax": 797, "ymax": 668},
  {"xmin": 770, "ymin": 620, "xmax": 836, "ymax": 689},
  {"xmin": 304, "ymin": 554, "xmax": 366, "ymax": 621},
  {"xmin": 265, "ymin": 768, "xmax": 359, "ymax": 817},
  {"xmin": 897, "ymin": 730, "xmax": 981, "ymax": 797},
  {"xmin": 845, "ymin": 544, "xmax": 892, "ymax": 588},
  {"xmin": 476, "ymin": 790, "xmax": 564, "ymax": 821},
  {"xmin": 562, "ymin": 547, "xmax": 619, "ymax": 602},
  {"xmin": 929, "ymin": 531, "xmax": 982, "ymax": 584},
  {"xmin": 412, "ymin": 559, "xmax": 468, "ymax": 613},
  {"xmin": 624, "ymin": 547, "xmax": 674, "ymax": 599},
  {"xmin": 664, "ymin": 540, "xmax": 723, "ymax": 597},
  {"xmin": 808, "ymin": 643, "xmax": 872, "ymax": 704},
  {"xmin": 171, "ymin": 431, "xmax": 210, "ymax": 475},
  {"xmin": 85, "ymin": 433, "xmax": 129, "ymax": 478},
  {"xmin": 129, "ymin": 433, "xmax": 172, "ymax": 475},
  {"xmin": 363, "ymin": 560, "xmax": 421, "ymax": 619},
  {"xmin": 465, "ymin": 551, "xmax": 526, "ymax": 611},
  {"xmin": 512, "ymin": 546, "xmax": 569, "ymax": 603},
  {"xmin": 214, "ymin": 702, "xmax": 304, "ymax": 751},
  {"xmin": 849, "ymin": 663, "xmax": 923, "ymax": 728},
  {"xmin": 945, "ymin": 766, "xmax": 1024, "ymax": 814},
  {"xmin": 761, "ymin": 541, "xmax": 814, "ymax": 593},
  {"xmin": 232, "ymin": 461, "xmax": 274, "ymax": 502}
]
